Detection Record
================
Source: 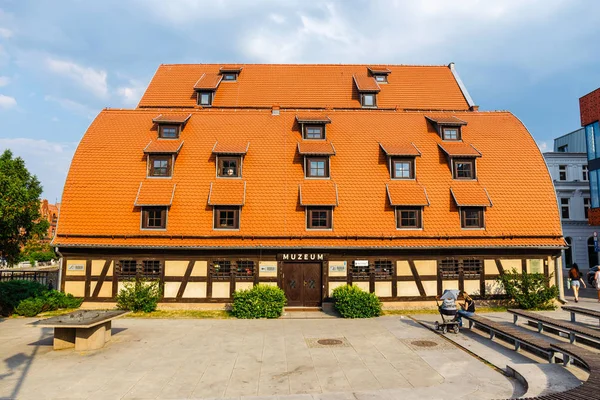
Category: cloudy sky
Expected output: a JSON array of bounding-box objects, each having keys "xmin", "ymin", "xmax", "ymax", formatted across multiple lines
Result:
[{"xmin": 0, "ymin": 0, "xmax": 599, "ymax": 202}]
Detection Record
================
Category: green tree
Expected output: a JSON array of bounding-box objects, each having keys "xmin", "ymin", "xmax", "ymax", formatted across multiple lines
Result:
[{"xmin": 0, "ymin": 150, "xmax": 48, "ymax": 265}]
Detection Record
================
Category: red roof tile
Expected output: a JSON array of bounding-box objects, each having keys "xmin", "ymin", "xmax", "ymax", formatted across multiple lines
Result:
[
  {"xmin": 451, "ymin": 182, "xmax": 492, "ymax": 207},
  {"xmin": 297, "ymin": 141, "xmax": 336, "ymax": 155},
  {"xmin": 144, "ymin": 140, "xmax": 184, "ymax": 154},
  {"xmin": 299, "ymin": 181, "xmax": 338, "ymax": 206},
  {"xmin": 152, "ymin": 114, "xmax": 191, "ymax": 124},
  {"xmin": 193, "ymin": 73, "xmax": 222, "ymax": 90},
  {"xmin": 138, "ymin": 64, "xmax": 469, "ymax": 110},
  {"xmin": 379, "ymin": 142, "xmax": 421, "ymax": 157},
  {"xmin": 387, "ymin": 181, "xmax": 429, "ymax": 206},
  {"xmin": 296, "ymin": 114, "xmax": 331, "ymax": 124},
  {"xmin": 212, "ymin": 141, "xmax": 249, "ymax": 155},
  {"xmin": 208, "ymin": 181, "xmax": 246, "ymax": 206},
  {"xmin": 425, "ymin": 115, "xmax": 468, "ymax": 126},
  {"xmin": 134, "ymin": 181, "xmax": 176, "ymax": 206},
  {"xmin": 353, "ymin": 74, "xmax": 380, "ymax": 92},
  {"xmin": 438, "ymin": 143, "xmax": 482, "ymax": 157}
]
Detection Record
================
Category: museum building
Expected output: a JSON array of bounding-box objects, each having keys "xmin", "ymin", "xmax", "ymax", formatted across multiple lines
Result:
[{"xmin": 53, "ymin": 63, "xmax": 564, "ymax": 307}]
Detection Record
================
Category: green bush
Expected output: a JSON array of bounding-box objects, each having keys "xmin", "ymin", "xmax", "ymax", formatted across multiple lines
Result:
[
  {"xmin": 41, "ymin": 290, "xmax": 83, "ymax": 310},
  {"xmin": 496, "ymin": 269, "xmax": 559, "ymax": 310},
  {"xmin": 231, "ymin": 284, "xmax": 287, "ymax": 319},
  {"xmin": 15, "ymin": 297, "xmax": 46, "ymax": 317},
  {"xmin": 116, "ymin": 279, "xmax": 162, "ymax": 313},
  {"xmin": 332, "ymin": 285, "xmax": 382, "ymax": 318},
  {"xmin": 0, "ymin": 280, "xmax": 47, "ymax": 316}
]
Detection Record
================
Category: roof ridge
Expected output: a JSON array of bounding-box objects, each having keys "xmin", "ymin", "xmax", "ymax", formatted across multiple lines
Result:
[{"xmin": 158, "ymin": 63, "xmax": 452, "ymax": 68}]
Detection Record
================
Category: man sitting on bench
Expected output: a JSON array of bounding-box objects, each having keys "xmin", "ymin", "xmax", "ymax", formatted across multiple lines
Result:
[{"xmin": 457, "ymin": 293, "xmax": 476, "ymax": 327}]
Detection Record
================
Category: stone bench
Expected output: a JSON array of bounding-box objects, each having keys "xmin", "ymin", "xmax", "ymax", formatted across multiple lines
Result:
[{"xmin": 35, "ymin": 310, "xmax": 129, "ymax": 351}]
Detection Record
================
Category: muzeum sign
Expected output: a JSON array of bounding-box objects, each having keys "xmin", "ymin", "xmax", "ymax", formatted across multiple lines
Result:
[{"xmin": 277, "ymin": 253, "xmax": 328, "ymax": 262}]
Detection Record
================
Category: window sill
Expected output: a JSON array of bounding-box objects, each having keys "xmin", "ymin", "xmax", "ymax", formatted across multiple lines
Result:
[
  {"xmin": 140, "ymin": 228, "xmax": 167, "ymax": 231},
  {"xmin": 146, "ymin": 176, "xmax": 173, "ymax": 179},
  {"xmin": 396, "ymin": 227, "xmax": 423, "ymax": 231},
  {"xmin": 304, "ymin": 176, "xmax": 331, "ymax": 180},
  {"xmin": 213, "ymin": 228, "xmax": 241, "ymax": 231},
  {"xmin": 216, "ymin": 176, "xmax": 243, "ymax": 179},
  {"xmin": 460, "ymin": 227, "xmax": 486, "ymax": 231},
  {"xmin": 391, "ymin": 177, "xmax": 416, "ymax": 181},
  {"xmin": 306, "ymin": 228, "xmax": 333, "ymax": 231}
]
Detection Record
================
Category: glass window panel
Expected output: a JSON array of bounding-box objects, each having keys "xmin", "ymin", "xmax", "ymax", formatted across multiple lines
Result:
[
  {"xmin": 161, "ymin": 126, "xmax": 178, "ymax": 138},
  {"xmin": 587, "ymin": 123, "xmax": 596, "ymax": 160},
  {"xmin": 592, "ymin": 170, "xmax": 600, "ymax": 208},
  {"xmin": 394, "ymin": 161, "xmax": 411, "ymax": 178},
  {"xmin": 363, "ymin": 94, "xmax": 374, "ymax": 106},
  {"xmin": 593, "ymin": 122, "xmax": 600, "ymax": 159},
  {"xmin": 443, "ymin": 128, "xmax": 458, "ymax": 140},
  {"xmin": 200, "ymin": 92, "xmax": 211, "ymax": 105}
]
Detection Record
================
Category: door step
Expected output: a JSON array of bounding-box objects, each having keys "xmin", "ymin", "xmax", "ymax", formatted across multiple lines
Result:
[{"xmin": 284, "ymin": 307, "xmax": 322, "ymax": 312}]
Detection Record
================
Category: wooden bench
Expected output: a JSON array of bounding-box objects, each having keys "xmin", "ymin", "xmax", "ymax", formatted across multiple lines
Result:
[
  {"xmin": 509, "ymin": 309, "xmax": 600, "ymax": 345},
  {"xmin": 562, "ymin": 306, "xmax": 600, "ymax": 327},
  {"xmin": 504, "ymin": 342, "xmax": 600, "ymax": 400},
  {"xmin": 463, "ymin": 314, "xmax": 556, "ymax": 362},
  {"xmin": 35, "ymin": 310, "xmax": 129, "ymax": 351}
]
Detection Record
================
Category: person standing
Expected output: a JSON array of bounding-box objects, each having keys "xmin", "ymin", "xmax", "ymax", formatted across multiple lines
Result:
[
  {"xmin": 568, "ymin": 263, "xmax": 586, "ymax": 303},
  {"xmin": 595, "ymin": 267, "xmax": 600, "ymax": 302}
]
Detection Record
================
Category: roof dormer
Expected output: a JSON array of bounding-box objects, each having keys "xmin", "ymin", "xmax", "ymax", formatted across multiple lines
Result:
[
  {"xmin": 367, "ymin": 66, "xmax": 391, "ymax": 83},
  {"xmin": 194, "ymin": 73, "xmax": 222, "ymax": 106},
  {"xmin": 425, "ymin": 115, "xmax": 467, "ymax": 141},
  {"xmin": 353, "ymin": 75, "xmax": 380, "ymax": 108},
  {"xmin": 296, "ymin": 114, "xmax": 331, "ymax": 140},
  {"xmin": 152, "ymin": 114, "xmax": 191, "ymax": 139},
  {"xmin": 219, "ymin": 65, "xmax": 243, "ymax": 82}
]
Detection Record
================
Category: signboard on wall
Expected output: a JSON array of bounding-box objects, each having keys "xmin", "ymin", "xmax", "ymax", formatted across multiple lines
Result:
[
  {"xmin": 277, "ymin": 253, "xmax": 328, "ymax": 262},
  {"xmin": 329, "ymin": 261, "xmax": 347, "ymax": 273},
  {"xmin": 259, "ymin": 263, "xmax": 277, "ymax": 273},
  {"xmin": 67, "ymin": 264, "xmax": 85, "ymax": 271},
  {"xmin": 354, "ymin": 260, "xmax": 369, "ymax": 267}
]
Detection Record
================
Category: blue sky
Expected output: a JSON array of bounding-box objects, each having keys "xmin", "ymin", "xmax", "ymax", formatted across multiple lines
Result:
[{"xmin": 0, "ymin": 0, "xmax": 599, "ymax": 202}]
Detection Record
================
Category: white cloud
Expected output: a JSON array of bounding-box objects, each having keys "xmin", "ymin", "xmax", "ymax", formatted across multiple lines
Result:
[
  {"xmin": 45, "ymin": 57, "xmax": 108, "ymax": 98},
  {"xmin": 116, "ymin": 80, "xmax": 145, "ymax": 107},
  {"xmin": 0, "ymin": 94, "xmax": 16, "ymax": 109},
  {"xmin": 0, "ymin": 138, "xmax": 77, "ymax": 201},
  {"xmin": 0, "ymin": 76, "xmax": 9, "ymax": 86},
  {"xmin": 44, "ymin": 95, "xmax": 96, "ymax": 119},
  {"xmin": 269, "ymin": 13, "xmax": 285, "ymax": 24},
  {"xmin": 0, "ymin": 27, "xmax": 12, "ymax": 39},
  {"xmin": 537, "ymin": 141, "xmax": 549, "ymax": 152}
]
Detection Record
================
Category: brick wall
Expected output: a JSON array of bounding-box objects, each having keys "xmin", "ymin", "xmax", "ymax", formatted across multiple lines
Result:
[
  {"xmin": 589, "ymin": 208, "xmax": 600, "ymax": 225},
  {"xmin": 580, "ymin": 87, "xmax": 600, "ymax": 127}
]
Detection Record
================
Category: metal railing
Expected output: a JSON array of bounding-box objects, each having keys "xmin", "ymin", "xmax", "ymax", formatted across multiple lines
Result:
[{"xmin": 0, "ymin": 269, "xmax": 59, "ymax": 290}]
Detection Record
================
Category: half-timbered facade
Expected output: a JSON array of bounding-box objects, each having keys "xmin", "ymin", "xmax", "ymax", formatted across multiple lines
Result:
[{"xmin": 54, "ymin": 63, "xmax": 564, "ymax": 307}]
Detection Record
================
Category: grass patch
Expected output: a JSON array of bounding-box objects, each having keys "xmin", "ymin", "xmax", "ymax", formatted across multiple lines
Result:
[
  {"xmin": 382, "ymin": 306, "xmax": 507, "ymax": 316},
  {"xmin": 124, "ymin": 310, "xmax": 233, "ymax": 319}
]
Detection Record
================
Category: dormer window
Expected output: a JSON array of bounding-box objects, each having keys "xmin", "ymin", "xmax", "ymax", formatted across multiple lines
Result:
[
  {"xmin": 141, "ymin": 207, "xmax": 167, "ymax": 229},
  {"xmin": 438, "ymin": 143, "xmax": 481, "ymax": 180},
  {"xmin": 453, "ymin": 159, "xmax": 475, "ymax": 179},
  {"xmin": 198, "ymin": 91, "xmax": 213, "ymax": 107},
  {"xmin": 306, "ymin": 157, "xmax": 329, "ymax": 178},
  {"xmin": 442, "ymin": 127, "xmax": 460, "ymax": 140},
  {"xmin": 148, "ymin": 155, "xmax": 173, "ymax": 177},
  {"xmin": 305, "ymin": 125, "xmax": 324, "ymax": 140},
  {"xmin": 392, "ymin": 158, "xmax": 414, "ymax": 179},
  {"xmin": 379, "ymin": 142, "xmax": 421, "ymax": 180},
  {"xmin": 222, "ymin": 73, "xmax": 237, "ymax": 81},
  {"xmin": 367, "ymin": 67, "xmax": 391, "ymax": 85},
  {"xmin": 361, "ymin": 93, "xmax": 376, "ymax": 108},
  {"xmin": 374, "ymin": 74, "xmax": 387, "ymax": 83},
  {"xmin": 218, "ymin": 156, "xmax": 241, "ymax": 178},
  {"xmin": 219, "ymin": 66, "xmax": 242, "ymax": 83},
  {"xmin": 297, "ymin": 142, "xmax": 335, "ymax": 179},
  {"xmin": 159, "ymin": 125, "xmax": 179, "ymax": 139}
]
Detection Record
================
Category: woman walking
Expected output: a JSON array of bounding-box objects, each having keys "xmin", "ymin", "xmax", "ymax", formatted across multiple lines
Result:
[{"xmin": 568, "ymin": 263, "xmax": 586, "ymax": 303}]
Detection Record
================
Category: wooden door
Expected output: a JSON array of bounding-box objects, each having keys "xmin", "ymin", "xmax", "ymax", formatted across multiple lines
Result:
[
  {"xmin": 283, "ymin": 263, "xmax": 304, "ymax": 306},
  {"xmin": 303, "ymin": 263, "xmax": 322, "ymax": 307},
  {"xmin": 282, "ymin": 263, "xmax": 323, "ymax": 307}
]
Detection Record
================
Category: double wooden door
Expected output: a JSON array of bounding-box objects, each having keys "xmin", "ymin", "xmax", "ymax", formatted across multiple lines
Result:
[{"xmin": 282, "ymin": 263, "xmax": 322, "ymax": 307}]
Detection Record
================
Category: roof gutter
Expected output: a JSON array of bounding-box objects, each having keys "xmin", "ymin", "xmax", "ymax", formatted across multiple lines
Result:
[{"xmin": 448, "ymin": 62, "xmax": 476, "ymax": 109}]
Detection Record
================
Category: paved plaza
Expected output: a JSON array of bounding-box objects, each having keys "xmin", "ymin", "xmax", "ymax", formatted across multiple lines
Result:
[{"xmin": 1, "ymin": 314, "xmax": 522, "ymax": 400}]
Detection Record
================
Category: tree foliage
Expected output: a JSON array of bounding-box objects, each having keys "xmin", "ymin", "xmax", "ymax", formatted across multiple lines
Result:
[
  {"xmin": 0, "ymin": 150, "xmax": 47, "ymax": 265},
  {"xmin": 496, "ymin": 268, "xmax": 559, "ymax": 310},
  {"xmin": 20, "ymin": 239, "xmax": 57, "ymax": 263}
]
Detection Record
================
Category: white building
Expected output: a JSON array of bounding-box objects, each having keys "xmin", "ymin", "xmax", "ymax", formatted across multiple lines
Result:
[{"xmin": 544, "ymin": 128, "xmax": 598, "ymax": 273}]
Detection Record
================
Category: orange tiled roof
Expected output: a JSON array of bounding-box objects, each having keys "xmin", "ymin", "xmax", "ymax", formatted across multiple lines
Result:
[
  {"xmin": 193, "ymin": 73, "xmax": 222, "ymax": 90},
  {"xmin": 219, "ymin": 65, "xmax": 243, "ymax": 73},
  {"xmin": 379, "ymin": 142, "xmax": 421, "ymax": 157},
  {"xmin": 299, "ymin": 182, "xmax": 338, "ymax": 206},
  {"xmin": 438, "ymin": 142, "xmax": 482, "ymax": 157},
  {"xmin": 138, "ymin": 64, "xmax": 471, "ymax": 109},
  {"xmin": 353, "ymin": 74, "xmax": 380, "ymax": 92},
  {"xmin": 425, "ymin": 115, "xmax": 468, "ymax": 126},
  {"xmin": 367, "ymin": 66, "xmax": 391, "ymax": 74},
  {"xmin": 297, "ymin": 141, "xmax": 336, "ymax": 155},
  {"xmin": 152, "ymin": 114, "xmax": 191, "ymax": 124},
  {"xmin": 451, "ymin": 182, "xmax": 492, "ymax": 207},
  {"xmin": 143, "ymin": 139, "xmax": 184, "ymax": 154},
  {"xmin": 212, "ymin": 141, "xmax": 249, "ymax": 155},
  {"xmin": 208, "ymin": 181, "xmax": 246, "ymax": 206},
  {"xmin": 296, "ymin": 114, "xmax": 331, "ymax": 124},
  {"xmin": 387, "ymin": 181, "xmax": 429, "ymax": 206},
  {"xmin": 55, "ymin": 93, "xmax": 561, "ymax": 249},
  {"xmin": 134, "ymin": 181, "xmax": 176, "ymax": 206}
]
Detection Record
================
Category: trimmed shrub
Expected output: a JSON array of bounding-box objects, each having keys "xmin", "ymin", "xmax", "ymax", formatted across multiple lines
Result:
[
  {"xmin": 41, "ymin": 290, "xmax": 83, "ymax": 310},
  {"xmin": 496, "ymin": 269, "xmax": 559, "ymax": 310},
  {"xmin": 332, "ymin": 285, "xmax": 382, "ymax": 318},
  {"xmin": 231, "ymin": 284, "xmax": 287, "ymax": 319},
  {"xmin": 15, "ymin": 297, "xmax": 46, "ymax": 317},
  {"xmin": 0, "ymin": 280, "xmax": 47, "ymax": 316},
  {"xmin": 116, "ymin": 279, "xmax": 162, "ymax": 313}
]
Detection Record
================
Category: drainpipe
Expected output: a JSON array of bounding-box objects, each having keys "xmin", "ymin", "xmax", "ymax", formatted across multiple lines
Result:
[
  {"xmin": 55, "ymin": 247, "xmax": 63, "ymax": 293},
  {"xmin": 554, "ymin": 255, "xmax": 566, "ymax": 303}
]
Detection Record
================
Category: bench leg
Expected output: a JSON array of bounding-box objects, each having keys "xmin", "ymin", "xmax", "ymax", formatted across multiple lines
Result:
[
  {"xmin": 514, "ymin": 341, "xmax": 520, "ymax": 351},
  {"xmin": 548, "ymin": 351, "xmax": 554, "ymax": 364},
  {"xmin": 570, "ymin": 312, "xmax": 575, "ymax": 323},
  {"xmin": 469, "ymin": 320, "xmax": 474, "ymax": 329},
  {"xmin": 75, "ymin": 324, "xmax": 107, "ymax": 351},
  {"xmin": 490, "ymin": 331, "xmax": 495, "ymax": 340},
  {"xmin": 569, "ymin": 332, "xmax": 575, "ymax": 344},
  {"xmin": 563, "ymin": 354, "xmax": 571, "ymax": 366},
  {"xmin": 513, "ymin": 314, "xmax": 518, "ymax": 324},
  {"xmin": 54, "ymin": 327, "xmax": 75, "ymax": 350},
  {"xmin": 537, "ymin": 322, "xmax": 543, "ymax": 333}
]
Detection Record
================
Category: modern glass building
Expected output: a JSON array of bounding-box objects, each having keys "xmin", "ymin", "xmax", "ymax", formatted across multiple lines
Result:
[{"xmin": 581, "ymin": 88, "xmax": 600, "ymax": 222}]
